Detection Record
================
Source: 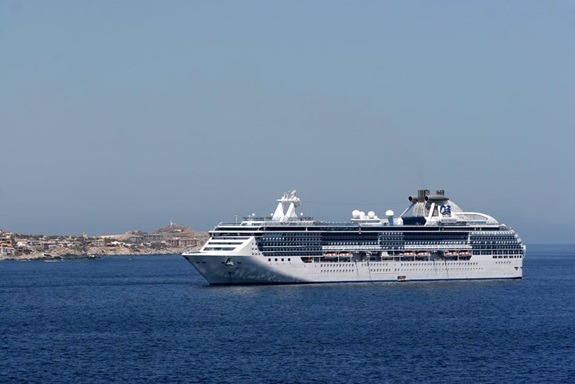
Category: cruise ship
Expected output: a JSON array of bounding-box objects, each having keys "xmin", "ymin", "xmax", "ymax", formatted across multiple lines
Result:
[{"xmin": 183, "ymin": 189, "xmax": 525, "ymax": 285}]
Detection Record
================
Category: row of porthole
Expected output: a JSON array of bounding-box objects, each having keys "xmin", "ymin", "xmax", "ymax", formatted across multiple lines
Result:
[
  {"xmin": 268, "ymin": 258, "xmax": 291, "ymax": 262},
  {"xmin": 400, "ymin": 268, "xmax": 484, "ymax": 271},
  {"xmin": 320, "ymin": 263, "xmax": 356, "ymax": 267},
  {"xmin": 320, "ymin": 268, "xmax": 484, "ymax": 272},
  {"xmin": 399, "ymin": 262, "xmax": 480, "ymax": 266},
  {"xmin": 475, "ymin": 250, "xmax": 523, "ymax": 254},
  {"xmin": 445, "ymin": 262, "xmax": 479, "ymax": 265},
  {"xmin": 321, "ymin": 267, "xmax": 483, "ymax": 273},
  {"xmin": 320, "ymin": 269, "xmax": 390, "ymax": 273},
  {"xmin": 321, "ymin": 269, "xmax": 393, "ymax": 273}
]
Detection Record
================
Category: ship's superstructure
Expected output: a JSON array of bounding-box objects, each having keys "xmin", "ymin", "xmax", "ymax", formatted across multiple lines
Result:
[{"xmin": 183, "ymin": 190, "xmax": 525, "ymax": 285}]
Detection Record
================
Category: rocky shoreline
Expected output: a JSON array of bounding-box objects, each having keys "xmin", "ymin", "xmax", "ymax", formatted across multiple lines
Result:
[
  {"xmin": 2, "ymin": 245, "xmax": 199, "ymax": 261},
  {"xmin": 0, "ymin": 224, "xmax": 208, "ymax": 261}
]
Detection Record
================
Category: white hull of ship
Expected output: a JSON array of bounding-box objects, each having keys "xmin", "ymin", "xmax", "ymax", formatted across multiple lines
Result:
[{"xmin": 183, "ymin": 252, "xmax": 523, "ymax": 285}]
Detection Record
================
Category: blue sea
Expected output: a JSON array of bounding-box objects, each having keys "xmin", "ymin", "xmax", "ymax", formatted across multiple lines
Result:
[{"xmin": 1, "ymin": 245, "xmax": 574, "ymax": 384}]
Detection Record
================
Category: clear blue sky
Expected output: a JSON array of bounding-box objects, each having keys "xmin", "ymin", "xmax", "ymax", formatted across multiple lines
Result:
[{"xmin": 1, "ymin": 1, "xmax": 574, "ymax": 243}]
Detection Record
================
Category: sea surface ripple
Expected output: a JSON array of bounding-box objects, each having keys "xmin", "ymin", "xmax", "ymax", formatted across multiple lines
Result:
[{"xmin": 1, "ymin": 244, "xmax": 574, "ymax": 383}]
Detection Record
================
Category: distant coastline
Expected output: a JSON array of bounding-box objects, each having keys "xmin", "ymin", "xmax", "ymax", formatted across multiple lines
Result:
[{"xmin": 0, "ymin": 223, "xmax": 208, "ymax": 261}]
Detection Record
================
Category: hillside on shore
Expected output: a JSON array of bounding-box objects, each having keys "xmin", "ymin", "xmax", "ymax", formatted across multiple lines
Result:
[{"xmin": 0, "ymin": 223, "xmax": 208, "ymax": 261}]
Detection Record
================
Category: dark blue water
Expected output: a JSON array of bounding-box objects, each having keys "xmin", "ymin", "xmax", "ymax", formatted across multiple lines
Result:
[{"xmin": 1, "ymin": 245, "xmax": 574, "ymax": 383}]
